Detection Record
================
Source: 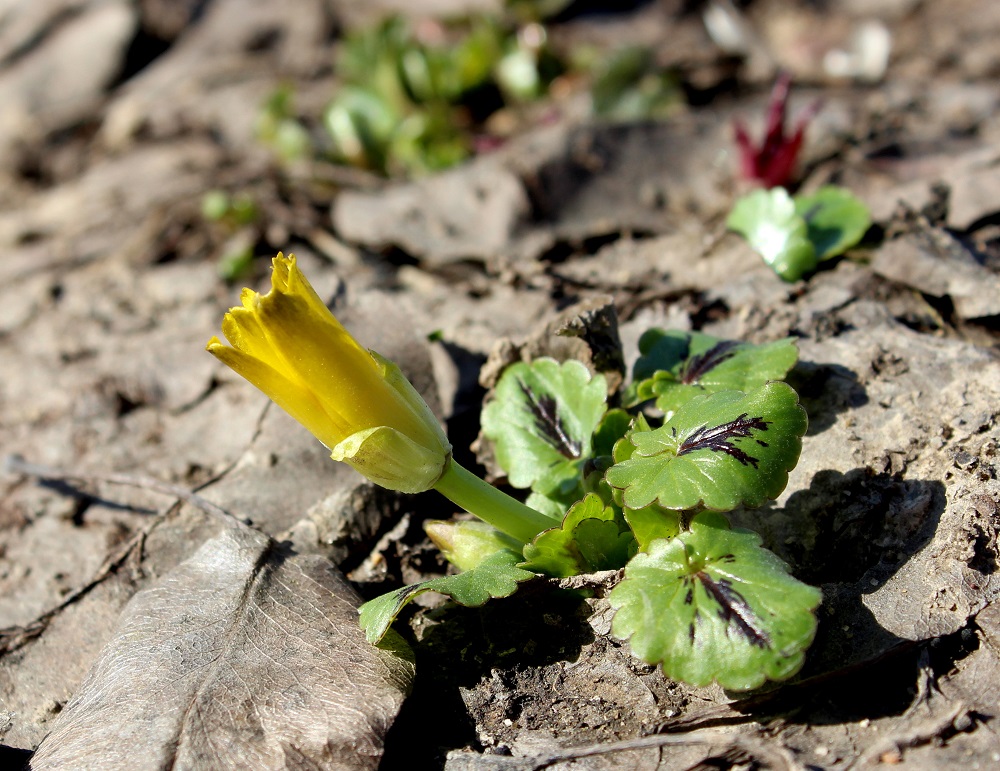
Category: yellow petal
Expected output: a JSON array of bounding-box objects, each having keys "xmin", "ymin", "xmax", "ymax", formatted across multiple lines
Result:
[
  {"xmin": 207, "ymin": 340, "xmax": 350, "ymax": 448},
  {"xmin": 253, "ymin": 285, "xmax": 426, "ymax": 439},
  {"xmin": 221, "ymin": 306, "xmax": 284, "ymax": 372},
  {"xmin": 276, "ymin": 253, "xmax": 336, "ymax": 324}
]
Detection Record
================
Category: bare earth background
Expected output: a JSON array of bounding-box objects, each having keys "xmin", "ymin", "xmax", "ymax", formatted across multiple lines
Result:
[{"xmin": 1, "ymin": 0, "xmax": 1000, "ymax": 769}]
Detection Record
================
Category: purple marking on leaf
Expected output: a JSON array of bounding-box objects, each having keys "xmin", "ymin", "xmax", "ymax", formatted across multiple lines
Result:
[
  {"xmin": 699, "ymin": 573, "xmax": 771, "ymax": 649},
  {"xmin": 677, "ymin": 413, "xmax": 770, "ymax": 467},
  {"xmin": 518, "ymin": 379, "xmax": 582, "ymax": 459},
  {"xmin": 679, "ymin": 340, "xmax": 741, "ymax": 385}
]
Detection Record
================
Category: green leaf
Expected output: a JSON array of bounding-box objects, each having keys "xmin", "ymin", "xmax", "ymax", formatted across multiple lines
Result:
[
  {"xmin": 623, "ymin": 504, "xmax": 681, "ymax": 552},
  {"xmin": 605, "ymin": 382, "xmax": 807, "ymax": 511},
  {"xmin": 727, "ymin": 188, "xmax": 817, "ymax": 282},
  {"xmin": 520, "ymin": 493, "xmax": 634, "ymax": 577},
  {"xmin": 359, "ymin": 550, "xmax": 536, "ymax": 644},
  {"xmin": 575, "ymin": 518, "xmax": 635, "ymax": 570},
  {"xmin": 794, "ymin": 186, "xmax": 871, "ymax": 261},
  {"xmin": 629, "ymin": 330, "xmax": 798, "ymax": 416},
  {"xmin": 593, "ymin": 408, "xmax": 633, "ymax": 456},
  {"xmin": 590, "ymin": 46, "xmax": 682, "ymax": 120},
  {"xmin": 324, "ymin": 85, "xmax": 399, "ymax": 169},
  {"xmin": 481, "ymin": 358, "xmax": 608, "ymax": 497},
  {"xmin": 610, "ymin": 511, "xmax": 822, "ymax": 690}
]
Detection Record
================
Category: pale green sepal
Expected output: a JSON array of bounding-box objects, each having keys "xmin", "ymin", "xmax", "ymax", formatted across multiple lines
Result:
[
  {"xmin": 370, "ymin": 350, "xmax": 451, "ymax": 452},
  {"xmin": 333, "ymin": 425, "xmax": 450, "ymax": 494}
]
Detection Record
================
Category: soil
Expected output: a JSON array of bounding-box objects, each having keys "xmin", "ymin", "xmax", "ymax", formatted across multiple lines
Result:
[{"xmin": 1, "ymin": 1, "xmax": 1000, "ymax": 769}]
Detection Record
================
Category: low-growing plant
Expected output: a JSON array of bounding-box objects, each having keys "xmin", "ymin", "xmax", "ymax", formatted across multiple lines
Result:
[
  {"xmin": 256, "ymin": 86, "xmax": 312, "ymax": 163},
  {"xmin": 588, "ymin": 45, "xmax": 683, "ymax": 121},
  {"xmin": 324, "ymin": 15, "xmax": 561, "ymax": 176},
  {"xmin": 361, "ymin": 329, "xmax": 819, "ymax": 691},
  {"xmin": 200, "ymin": 190, "xmax": 261, "ymax": 281},
  {"xmin": 732, "ymin": 72, "xmax": 821, "ymax": 190},
  {"xmin": 727, "ymin": 185, "xmax": 871, "ymax": 281},
  {"xmin": 207, "ymin": 253, "xmax": 822, "ymax": 691}
]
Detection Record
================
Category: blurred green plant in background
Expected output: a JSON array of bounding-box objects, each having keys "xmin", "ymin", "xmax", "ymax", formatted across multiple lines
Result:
[
  {"xmin": 324, "ymin": 15, "xmax": 561, "ymax": 175},
  {"xmin": 201, "ymin": 190, "xmax": 261, "ymax": 281},
  {"xmin": 255, "ymin": 3, "xmax": 685, "ymax": 177},
  {"xmin": 256, "ymin": 86, "xmax": 312, "ymax": 164}
]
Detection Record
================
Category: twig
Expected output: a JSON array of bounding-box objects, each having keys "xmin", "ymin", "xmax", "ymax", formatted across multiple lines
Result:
[
  {"xmin": 0, "ymin": 513, "xmax": 162, "ymax": 654},
  {"xmin": 524, "ymin": 728, "xmax": 805, "ymax": 771},
  {"xmin": 0, "ymin": 456, "xmax": 244, "ymax": 654},
  {"xmin": 4, "ymin": 455, "xmax": 238, "ymax": 524},
  {"xmin": 848, "ymin": 703, "xmax": 970, "ymax": 769}
]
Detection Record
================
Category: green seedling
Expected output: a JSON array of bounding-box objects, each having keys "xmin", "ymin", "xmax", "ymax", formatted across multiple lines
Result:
[
  {"xmin": 360, "ymin": 329, "xmax": 820, "ymax": 691},
  {"xmin": 256, "ymin": 86, "xmax": 312, "ymax": 163},
  {"xmin": 589, "ymin": 45, "xmax": 682, "ymax": 121},
  {"xmin": 727, "ymin": 186, "xmax": 871, "ymax": 281},
  {"xmin": 200, "ymin": 190, "xmax": 260, "ymax": 281},
  {"xmin": 211, "ymin": 256, "xmax": 819, "ymax": 691},
  {"xmin": 325, "ymin": 15, "xmax": 560, "ymax": 176}
]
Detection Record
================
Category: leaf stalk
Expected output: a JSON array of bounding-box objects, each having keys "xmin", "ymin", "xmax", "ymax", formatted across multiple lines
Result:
[{"xmin": 434, "ymin": 460, "xmax": 553, "ymax": 544}]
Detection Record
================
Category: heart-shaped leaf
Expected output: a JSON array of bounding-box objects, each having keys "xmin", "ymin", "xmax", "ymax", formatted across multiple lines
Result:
[
  {"xmin": 727, "ymin": 187, "xmax": 817, "ymax": 281},
  {"xmin": 359, "ymin": 550, "xmax": 536, "ymax": 643},
  {"xmin": 629, "ymin": 330, "xmax": 798, "ymax": 416},
  {"xmin": 481, "ymin": 358, "xmax": 608, "ymax": 497},
  {"xmin": 605, "ymin": 382, "xmax": 807, "ymax": 511},
  {"xmin": 610, "ymin": 511, "xmax": 822, "ymax": 690},
  {"xmin": 623, "ymin": 504, "xmax": 681, "ymax": 552},
  {"xmin": 794, "ymin": 186, "xmax": 871, "ymax": 260},
  {"xmin": 520, "ymin": 493, "xmax": 634, "ymax": 577}
]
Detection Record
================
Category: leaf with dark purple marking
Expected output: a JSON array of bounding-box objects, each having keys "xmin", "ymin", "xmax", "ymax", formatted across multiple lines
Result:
[
  {"xmin": 605, "ymin": 383, "xmax": 807, "ymax": 511},
  {"xmin": 627, "ymin": 330, "xmax": 798, "ymax": 417},
  {"xmin": 482, "ymin": 358, "xmax": 607, "ymax": 498},
  {"xmin": 610, "ymin": 511, "xmax": 821, "ymax": 690}
]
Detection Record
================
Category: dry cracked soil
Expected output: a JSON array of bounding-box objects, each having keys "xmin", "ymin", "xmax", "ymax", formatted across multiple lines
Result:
[{"xmin": 1, "ymin": 1, "xmax": 1000, "ymax": 769}]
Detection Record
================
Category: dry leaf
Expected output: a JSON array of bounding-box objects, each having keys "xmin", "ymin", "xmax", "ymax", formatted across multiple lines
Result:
[{"xmin": 30, "ymin": 522, "xmax": 413, "ymax": 770}]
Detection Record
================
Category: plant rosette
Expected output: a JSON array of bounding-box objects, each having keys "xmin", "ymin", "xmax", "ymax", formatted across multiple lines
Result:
[
  {"xmin": 360, "ymin": 333, "xmax": 819, "ymax": 691},
  {"xmin": 727, "ymin": 186, "xmax": 871, "ymax": 282},
  {"xmin": 208, "ymin": 256, "xmax": 822, "ymax": 691}
]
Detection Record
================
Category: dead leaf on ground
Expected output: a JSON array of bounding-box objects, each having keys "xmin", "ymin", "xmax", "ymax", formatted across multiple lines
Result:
[{"xmin": 30, "ymin": 521, "xmax": 414, "ymax": 771}]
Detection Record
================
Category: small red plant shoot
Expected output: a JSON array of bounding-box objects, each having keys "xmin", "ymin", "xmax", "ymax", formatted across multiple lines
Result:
[{"xmin": 733, "ymin": 72, "xmax": 821, "ymax": 189}]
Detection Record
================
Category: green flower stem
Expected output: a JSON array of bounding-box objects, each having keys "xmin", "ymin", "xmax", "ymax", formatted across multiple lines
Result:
[{"xmin": 433, "ymin": 460, "xmax": 554, "ymax": 544}]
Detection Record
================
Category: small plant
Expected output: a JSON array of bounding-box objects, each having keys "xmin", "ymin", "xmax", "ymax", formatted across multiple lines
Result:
[
  {"xmin": 200, "ymin": 190, "xmax": 261, "ymax": 281},
  {"xmin": 361, "ymin": 330, "xmax": 821, "ymax": 691},
  {"xmin": 727, "ymin": 185, "xmax": 871, "ymax": 281},
  {"xmin": 588, "ymin": 45, "xmax": 683, "ymax": 121},
  {"xmin": 324, "ymin": 15, "xmax": 561, "ymax": 176},
  {"xmin": 733, "ymin": 72, "xmax": 820, "ymax": 190},
  {"xmin": 209, "ymin": 256, "xmax": 821, "ymax": 691},
  {"xmin": 256, "ymin": 86, "xmax": 312, "ymax": 163}
]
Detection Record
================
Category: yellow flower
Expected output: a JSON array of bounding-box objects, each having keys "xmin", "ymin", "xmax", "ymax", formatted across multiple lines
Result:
[{"xmin": 207, "ymin": 253, "xmax": 451, "ymax": 493}]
